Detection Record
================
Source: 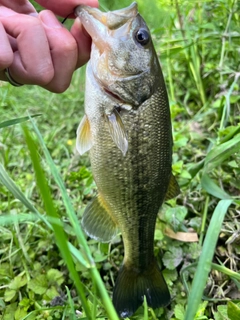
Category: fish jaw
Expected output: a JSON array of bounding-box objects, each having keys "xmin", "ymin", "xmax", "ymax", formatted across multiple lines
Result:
[
  {"xmin": 75, "ymin": 2, "xmax": 138, "ymax": 32},
  {"xmin": 74, "ymin": 3, "xmax": 138, "ymax": 54},
  {"xmin": 75, "ymin": 3, "xmax": 158, "ymax": 107}
]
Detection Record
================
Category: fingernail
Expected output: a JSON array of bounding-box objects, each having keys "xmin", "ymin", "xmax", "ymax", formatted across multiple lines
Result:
[
  {"xmin": 40, "ymin": 10, "xmax": 62, "ymax": 29},
  {"xmin": 29, "ymin": 12, "xmax": 39, "ymax": 17}
]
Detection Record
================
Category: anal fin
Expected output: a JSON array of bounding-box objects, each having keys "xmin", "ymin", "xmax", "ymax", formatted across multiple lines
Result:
[
  {"xmin": 165, "ymin": 174, "xmax": 180, "ymax": 201},
  {"xmin": 76, "ymin": 115, "xmax": 93, "ymax": 155},
  {"xmin": 82, "ymin": 194, "xmax": 118, "ymax": 242}
]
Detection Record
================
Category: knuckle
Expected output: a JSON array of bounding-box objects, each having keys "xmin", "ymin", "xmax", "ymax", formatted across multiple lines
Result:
[
  {"xmin": 56, "ymin": 36, "xmax": 77, "ymax": 57},
  {"xmin": 30, "ymin": 66, "xmax": 54, "ymax": 86},
  {"xmin": 0, "ymin": 53, "xmax": 14, "ymax": 70},
  {"xmin": 22, "ymin": 15, "xmax": 42, "ymax": 29},
  {"xmin": 47, "ymin": 80, "xmax": 71, "ymax": 94}
]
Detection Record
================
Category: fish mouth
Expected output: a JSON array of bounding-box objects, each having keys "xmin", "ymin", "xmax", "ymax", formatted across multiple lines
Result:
[
  {"xmin": 75, "ymin": 3, "xmax": 138, "ymax": 52},
  {"xmin": 75, "ymin": 3, "xmax": 151, "ymax": 107},
  {"xmin": 75, "ymin": 2, "xmax": 138, "ymax": 29}
]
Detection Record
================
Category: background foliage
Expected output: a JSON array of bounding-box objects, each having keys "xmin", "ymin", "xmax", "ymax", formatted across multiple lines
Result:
[{"xmin": 0, "ymin": 0, "xmax": 239, "ymax": 319}]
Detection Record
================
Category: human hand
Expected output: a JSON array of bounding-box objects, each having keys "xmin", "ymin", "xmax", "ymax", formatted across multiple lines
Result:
[{"xmin": 0, "ymin": 0, "xmax": 98, "ymax": 92}]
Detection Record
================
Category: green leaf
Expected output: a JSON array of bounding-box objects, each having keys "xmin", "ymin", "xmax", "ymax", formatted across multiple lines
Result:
[
  {"xmin": 162, "ymin": 247, "xmax": 183, "ymax": 269},
  {"xmin": 164, "ymin": 206, "xmax": 188, "ymax": 232},
  {"xmin": 4, "ymin": 289, "xmax": 16, "ymax": 302},
  {"xmin": 227, "ymin": 301, "xmax": 240, "ymax": 320},
  {"xmin": 9, "ymin": 274, "xmax": 27, "ymax": 290},
  {"xmin": 195, "ymin": 301, "xmax": 208, "ymax": 318},
  {"xmin": 19, "ymin": 297, "xmax": 32, "ymax": 309},
  {"xmin": 47, "ymin": 269, "xmax": 64, "ymax": 285},
  {"xmin": 174, "ymin": 304, "xmax": 185, "ymax": 320},
  {"xmin": 215, "ymin": 305, "xmax": 229, "ymax": 320},
  {"xmin": 45, "ymin": 286, "xmax": 59, "ymax": 300},
  {"xmin": 2, "ymin": 303, "xmax": 18, "ymax": 320},
  {"xmin": 14, "ymin": 307, "xmax": 27, "ymax": 320},
  {"xmin": 28, "ymin": 275, "xmax": 48, "ymax": 295},
  {"xmin": 154, "ymin": 229, "xmax": 164, "ymax": 241}
]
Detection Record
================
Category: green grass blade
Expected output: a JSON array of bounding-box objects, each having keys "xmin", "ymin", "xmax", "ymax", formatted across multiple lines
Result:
[
  {"xmin": 0, "ymin": 114, "xmax": 41, "ymax": 129},
  {"xmin": 23, "ymin": 127, "xmax": 92, "ymax": 320},
  {"xmin": 28, "ymin": 116, "xmax": 93, "ymax": 263},
  {"xmin": 28, "ymin": 118, "xmax": 119, "ymax": 320},
  {"xmin": 201, "ymin": 173, "xmax": 232, "ymax": 200},
  {"xmin": 204, "ymin": 134, "xmax": 240, "ymax": 171},
  {"xmin": 184, "ymin": 199, "xmax": 232, "ymax": 320},
  {"xmin": 65, "ymin": 286, "xmax": 77, "ymax": 320},
  {"xmin": 68, "ymin": 242, "xmax": 90, "ymax": 268},
  {"xmin": 0, "ymin": 213, "xmax": 36, "ymax": 226},
  {"xmin": 181, "ymin": 261, "xmax": 240, "ymax": 297},
  {"xmin": 0, "ymin": 163, "xmax": 51, "ymax": 228},
  {"xmin": 143, "ymin": 296, "xmax": 148, "ymax": 320}
]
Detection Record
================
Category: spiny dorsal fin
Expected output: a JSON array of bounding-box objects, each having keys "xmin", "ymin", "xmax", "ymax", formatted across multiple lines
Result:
[
  {"xmin": 76, "ymin": 115, "xmax": 93, "ymax": 155},
  {"xmin": 165, "ymin": 174, "xmax": 180, "ymax": 201},
  {"xmin": 82, "ymin": 194, "xmax": 118, "ymax": 242},
  {"xmin": 106, "ymin": 108, "xmax": 128, "ymax": 156}
]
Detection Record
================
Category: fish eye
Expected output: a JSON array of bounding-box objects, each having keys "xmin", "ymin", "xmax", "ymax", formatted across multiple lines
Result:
[{"xmin": 135, "ymin": 28, "xmax": 150, "ymax": 46}]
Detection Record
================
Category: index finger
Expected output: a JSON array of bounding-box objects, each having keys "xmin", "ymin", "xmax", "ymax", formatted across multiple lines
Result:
[
  {"xmin": 35, "ymin": 0, "xmax": 98, "ymax": 17},
  {"xmin": 0, "ymin": 0, "xmax": 36, "ymax": 15}
]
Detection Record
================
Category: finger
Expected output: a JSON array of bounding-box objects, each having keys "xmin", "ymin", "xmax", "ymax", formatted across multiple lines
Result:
[
  {"xmin": 70, "ymin": 18, "xmax": 92, "ymax": 69},
  {"xmin": 0, "ymin": 0, "xmax": 36, "ymax": 15},
  {"xmin": 35, "ymin": 0, "xmax": 98, "ymax": 17},
  {"xmin": 0, "ymin": 21, "xmax": 13, "ymax": 71},
  {"xmin": 0, "ymin": 13, "xmax": 54, "ymax": 86},
  {"xmin": 39, "ymin": 10, "xmax": 78, "ymax": 93}
]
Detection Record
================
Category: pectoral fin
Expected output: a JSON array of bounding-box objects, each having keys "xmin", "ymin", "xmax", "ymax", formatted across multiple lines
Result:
[
  {"xmin": 82, "ymin": 194, "xmax": 118, "ymax": 242},
  {"xmin": 106, "ymin": 109, "xmax": 128, "ymax": 156},
  {"xmin": 76, "ymin": 115, "xmax": 93, "ymax": 155},
  {"xmin": 165, "ymin": 174, "xmax": 180, "ymax": 201}
]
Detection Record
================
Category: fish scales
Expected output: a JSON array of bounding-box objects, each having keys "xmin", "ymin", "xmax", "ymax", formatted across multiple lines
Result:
[
  {"xmin": 75, "ymin": 2, "xmax": 180, "ymax": 318},
  {"xmin": 91, "ymin": 88, "xmax": 172, "ymax": 269}
]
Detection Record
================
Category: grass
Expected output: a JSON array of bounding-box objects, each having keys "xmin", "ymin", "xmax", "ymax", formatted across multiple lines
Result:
[{"xmin": 0, "ymin": 0, "xmax": 240, "ymax": 319}]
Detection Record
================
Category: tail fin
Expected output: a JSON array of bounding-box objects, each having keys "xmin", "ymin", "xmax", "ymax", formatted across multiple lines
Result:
[{"xmin": 112, "ymin": 259, "xmax": 170, "ymax": 318}]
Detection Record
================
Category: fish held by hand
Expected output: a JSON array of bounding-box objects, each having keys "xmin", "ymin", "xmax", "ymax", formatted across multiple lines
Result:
[{"xmin": 75, "ymin": 2, "xmax": 180, "ymax": 318}]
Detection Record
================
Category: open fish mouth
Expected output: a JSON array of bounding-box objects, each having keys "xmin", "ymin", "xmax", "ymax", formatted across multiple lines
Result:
[
  {"xmin": 75, "ymin": 2, "xmax": 138, "ymax": 30},
  {"xmin": 75, "ymin": 3, "xmax": 138, "ymax": 53}
]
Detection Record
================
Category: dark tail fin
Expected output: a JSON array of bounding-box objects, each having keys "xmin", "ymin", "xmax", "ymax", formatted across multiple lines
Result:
[{"xmin": 112, "ymin": 259, "xmax": 170, "ymax": 318}]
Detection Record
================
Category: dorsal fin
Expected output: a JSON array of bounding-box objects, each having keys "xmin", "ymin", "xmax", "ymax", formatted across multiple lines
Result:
[{"xmin": 165, "ymin": 174, "xmax": 180, "ymax": 201}]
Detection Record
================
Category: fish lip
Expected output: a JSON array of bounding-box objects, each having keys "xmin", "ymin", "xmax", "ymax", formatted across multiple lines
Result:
[{"xmin": 74, "ymin": 3, "xmax": 138, "ymax": 49}]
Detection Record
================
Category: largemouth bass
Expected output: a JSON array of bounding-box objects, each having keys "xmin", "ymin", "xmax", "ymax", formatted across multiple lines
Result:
[{"xmin": 75, "ymin": 2, "xmax": 180, "ymax": 318}]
